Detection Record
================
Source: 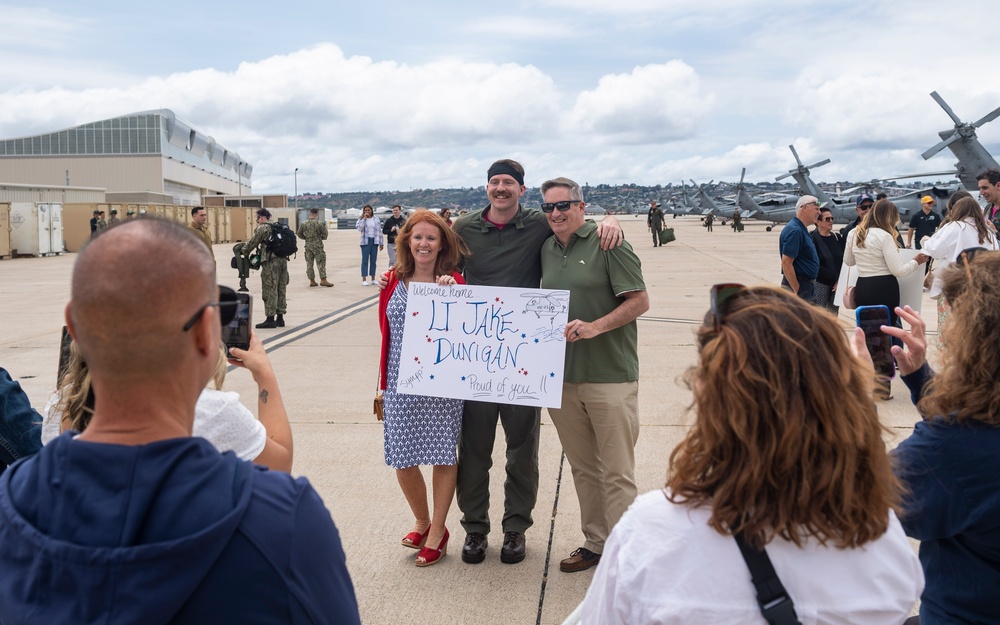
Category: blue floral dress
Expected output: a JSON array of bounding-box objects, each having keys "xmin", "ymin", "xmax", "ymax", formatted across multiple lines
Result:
[{"xmin": 383, "ymin": 282, "xmax": 464, "ymax": 469}]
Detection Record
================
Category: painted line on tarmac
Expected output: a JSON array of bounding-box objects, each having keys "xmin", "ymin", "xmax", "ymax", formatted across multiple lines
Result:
[
  {"xmin": 536, "ymin": 450, "xmax": 567, "ymax": 625},
  {"xmin": 227, "ymin": 295, "xmax": 379, "ymax": 370},
  {"xmin": 638, "ymin": 315, "xmax": 702, "ymax": 325}
]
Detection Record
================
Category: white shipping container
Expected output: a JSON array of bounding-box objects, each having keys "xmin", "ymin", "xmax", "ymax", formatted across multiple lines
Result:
[{"xmin": 9, "ymin": 202, "xmax": 64, "ymax": 257}]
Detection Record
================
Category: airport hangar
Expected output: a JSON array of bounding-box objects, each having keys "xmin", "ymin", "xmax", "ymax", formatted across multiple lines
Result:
[{"xmin": 0, "ymin": 109, "xmax": 252, "ymax": 206}]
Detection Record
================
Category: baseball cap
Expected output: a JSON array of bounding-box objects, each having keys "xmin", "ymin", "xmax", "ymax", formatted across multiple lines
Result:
[
  {"xmin": 921, "ymin": 195, "xmax": 934, "ymax": 204},
  {"xmin": 856, "ymin": 193, "xmax": 874, "ymax": 207}
]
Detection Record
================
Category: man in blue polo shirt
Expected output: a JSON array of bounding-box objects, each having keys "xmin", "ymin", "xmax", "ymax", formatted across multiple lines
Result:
[{"xmin": 779, "ymin": 195, "xmax": 821, "ymax": 301}]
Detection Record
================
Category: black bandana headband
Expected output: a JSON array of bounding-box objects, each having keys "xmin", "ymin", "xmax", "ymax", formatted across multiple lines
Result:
[{"xmin": 487, "ymin": 163, "xmax": 524, "ymax": 186}]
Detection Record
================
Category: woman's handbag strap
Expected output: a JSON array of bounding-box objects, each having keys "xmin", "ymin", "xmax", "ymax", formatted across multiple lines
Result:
[{"xmin": 733, "ymin": 532, "xmax": 802, "ymax": 625}]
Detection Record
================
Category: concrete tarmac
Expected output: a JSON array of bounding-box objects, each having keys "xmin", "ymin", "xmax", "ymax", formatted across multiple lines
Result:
[{"xmin": 0, "ymin": 215, "xmax": 927, "ymax": 624}]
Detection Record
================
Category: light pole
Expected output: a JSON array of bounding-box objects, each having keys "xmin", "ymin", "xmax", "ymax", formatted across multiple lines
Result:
[{"xmin": 294, "ymin": 168, "xmax": 299, "ymax": 210}]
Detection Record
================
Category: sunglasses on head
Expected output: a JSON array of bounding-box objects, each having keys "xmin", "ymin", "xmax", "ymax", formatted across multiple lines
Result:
[
  {"xmin": 540, "ymin": 201, "xmax": 576, "ymax": 213},
  {"xmin": 183, "ymin": 285, "xmax": 238, "ymax": 332},
  {"xmin": 709, "ymin": 283, "xmax": 747, "ymax": 330}
]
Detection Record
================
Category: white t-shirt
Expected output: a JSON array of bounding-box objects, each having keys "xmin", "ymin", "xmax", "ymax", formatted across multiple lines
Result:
[
  {"xmin": 579, "ymin": 490, "xmax": 923, "ymax": 625},
  {"xmin": 41, "ymin": 388, "xmax": 266, "ymax": 462}
]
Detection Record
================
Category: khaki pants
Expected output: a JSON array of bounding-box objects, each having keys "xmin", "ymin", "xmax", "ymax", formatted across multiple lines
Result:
[{"xmin": 548, "ymin": 381, "xmax": 639, "ymax": 553}]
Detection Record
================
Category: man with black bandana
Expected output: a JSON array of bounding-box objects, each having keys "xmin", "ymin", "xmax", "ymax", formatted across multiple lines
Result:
[{"xmin": 449, "ymin": 159, "xmax": 624, "ymax": 566}]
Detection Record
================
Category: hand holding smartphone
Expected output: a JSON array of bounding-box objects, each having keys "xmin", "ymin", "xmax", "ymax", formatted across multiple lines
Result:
[
  {"xmin": 856, "ymin": 305, "xmax": 894, "ymax": 380},
  {"xmin": 224, "ymin": 293, "xmax": 252, "ymax": 356}
]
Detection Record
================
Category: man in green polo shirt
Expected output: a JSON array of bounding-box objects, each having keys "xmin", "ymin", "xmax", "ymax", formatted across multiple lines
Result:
[{"xmin": 539, "ymin": 176, "xmax": 648, "ymax": 574}]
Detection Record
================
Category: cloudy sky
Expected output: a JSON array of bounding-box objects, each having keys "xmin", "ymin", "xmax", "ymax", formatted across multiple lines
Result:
[{"xmin": 1, "ymin": 0, "xmax": 998, "ymax": 195}]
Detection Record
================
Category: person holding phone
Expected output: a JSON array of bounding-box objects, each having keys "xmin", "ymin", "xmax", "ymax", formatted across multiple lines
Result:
[
  {"xmin": 876, "ymin": 252, "xmax": 1000, "ymax": 625},
  {"xmin": 577, "ymin": 285, "xmax": 921, "ymax": 623},
  {"xmin": 43, "ymin": 331, "xmax": 293, "ymax": 473},
  {"xmin": 844, "ymin": 199, "xmax": 928, "ymax": 398},
  {"xmin": 0, "ymin": 218, "xmax": 359, "ymax": 623}
]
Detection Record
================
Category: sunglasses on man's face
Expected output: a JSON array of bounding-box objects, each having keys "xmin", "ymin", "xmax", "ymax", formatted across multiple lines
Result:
[
  {"xmin": 820, "ymin": 217, "xmax": 833, "ymax": 222},
  {"xmin": 540, "ymin": 201, "xmax": 576, "ymax": 213},
  {"xmin": 183, "ymin": 285, "xmax": 238, "ymax": 332}
]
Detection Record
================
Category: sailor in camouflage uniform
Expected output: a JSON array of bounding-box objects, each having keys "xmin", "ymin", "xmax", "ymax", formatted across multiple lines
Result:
[
  {"xmin": 296, "ymin": 208, "xmax": 333, "ymax": 287},
  {"xmin": 241, "ymin": 208, "xmax": 289, "ymax": 328}
]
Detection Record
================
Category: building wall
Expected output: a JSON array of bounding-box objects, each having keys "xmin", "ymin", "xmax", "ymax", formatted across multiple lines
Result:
[
  {"xmin": 0, "ymin": 183, "xmax": 105, "ymax": 204},
  {"xmin": 0, "ymin": 155, "xmax": 164, "ymax": 194}
]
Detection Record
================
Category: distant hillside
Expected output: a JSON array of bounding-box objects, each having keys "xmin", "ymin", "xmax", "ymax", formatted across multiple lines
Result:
[{"xmin": 292, "ymin": 180, "xmax": 941, "ymax": 214}]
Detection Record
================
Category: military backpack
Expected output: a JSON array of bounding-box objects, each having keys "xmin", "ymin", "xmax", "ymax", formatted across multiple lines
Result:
[{"xmin": 266, "ymin": 221, "xmax": 298, "ymax": 258}]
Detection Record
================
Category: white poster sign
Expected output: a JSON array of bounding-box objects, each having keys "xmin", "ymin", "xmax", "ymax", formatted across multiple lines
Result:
[{"xmin": 396, "ymin": 283, "xmax": 570, "ymax": 408}]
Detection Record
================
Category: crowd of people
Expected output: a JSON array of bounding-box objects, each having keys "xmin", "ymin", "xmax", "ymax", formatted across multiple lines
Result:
[{"xmin": 2, "ymin": 166, "xmax": 1000, "ymax": 623}]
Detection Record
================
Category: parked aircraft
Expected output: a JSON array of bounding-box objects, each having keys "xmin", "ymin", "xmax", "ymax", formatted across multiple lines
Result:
[
  {"xmin": 922, "ymin": 91, "xmax": 1000, "ymax": 190},
  {"xmin": 774, "ymin": 145, "xmax": 957, "ymax": 222},
  {"xmin": 733, "ymin": 167, "xmax": 856, "ymax": 230},
  {"xmin": 688, "ymin": 179, "xmax": 755, "ymax": 222}
]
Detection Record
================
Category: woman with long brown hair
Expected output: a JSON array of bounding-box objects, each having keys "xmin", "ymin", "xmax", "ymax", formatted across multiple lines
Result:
[
  {"xmin": 919, "ymin": 194, "xmax": 998, "ymax": 343},
  {"xmin": 579, "ymin": 285, "xmax": 922, "ymax": 623},
  {"xmin": 886, "ymin": 251, "xmax": 1000, "ymax": 625},
  {"xmin": 377, "ymin": 210, "xmax": 469, "ymax": 567}
]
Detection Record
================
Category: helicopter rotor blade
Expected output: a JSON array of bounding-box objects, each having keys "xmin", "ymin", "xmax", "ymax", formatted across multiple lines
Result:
[
  {"xmin": 930, "ymin": 91, "xmax": 962, "ymax": 126},
  {"xmin": 789, "ymin": 145, "xmax": 803, "ymax": 168},
  {"xmin": 973, "ymin": 104, "xmax": 1000, "ymax": 128},
  {"xmin": 873, "ymin": 170, "xmax": 959, "ymax": 182},
  {"xmin": 804, "ymin": 159, "xmax": 831, "ymax": 170},
  {"xmin": 739, "ymin": 168, "xmax": 746, "ymax": 187},
  {"xmin": 921, "ymin": 133, "xmax": 962, "ymax": 160}
]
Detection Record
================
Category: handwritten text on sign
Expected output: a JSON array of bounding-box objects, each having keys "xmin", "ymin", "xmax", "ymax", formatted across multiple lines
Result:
[{"xmin": 396, "ymin": 284, "xmax": 570, "ymax": 408}]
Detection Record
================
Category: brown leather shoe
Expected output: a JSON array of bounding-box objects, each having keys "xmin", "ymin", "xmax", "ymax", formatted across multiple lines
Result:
[
  {"xmin": 320, "ymin": 278, "xmax": 333, "ymax": 287},
  {"xmin": 560, "ymin": 547, "xmax": 600, "ymax": 573},
  {"xmin": 309, "ymin": 279, "xmax": 318, "ymax": 287}
]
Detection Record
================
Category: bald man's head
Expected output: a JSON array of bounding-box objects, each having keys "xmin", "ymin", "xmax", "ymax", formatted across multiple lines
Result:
[{"xmin": 69, "ymin": 218, "xmax": 218, "ymax": 380}]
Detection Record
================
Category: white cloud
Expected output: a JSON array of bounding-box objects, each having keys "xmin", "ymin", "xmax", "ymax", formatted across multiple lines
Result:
[
  {"xmin": 2, "ymin": 1, "xmax": 999, "ymax": 193},
  {"xmin": 567, "ymin": 61, "xmax": 712, "ymax": 143}
]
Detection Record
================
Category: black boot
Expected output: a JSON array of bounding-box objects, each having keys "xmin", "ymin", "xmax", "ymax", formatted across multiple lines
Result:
[
  {"xmin": 256, "ymin": 316, "xmax": 276, "ymax": 329},
  {"xmin": 276, "ymin": 314, "xmax": 285, "ymax": 327}
]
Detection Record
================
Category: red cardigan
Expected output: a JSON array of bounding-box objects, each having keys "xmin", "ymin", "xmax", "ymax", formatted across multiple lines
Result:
[{"xmin": 378, "ymin": 270, "xmax": 466, "ymax": 390}]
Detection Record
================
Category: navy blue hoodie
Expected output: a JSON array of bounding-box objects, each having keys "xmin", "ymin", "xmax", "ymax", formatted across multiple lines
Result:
[{"xmin": 0, "ymin": 433, "xmax": 360, "ymax": 624}]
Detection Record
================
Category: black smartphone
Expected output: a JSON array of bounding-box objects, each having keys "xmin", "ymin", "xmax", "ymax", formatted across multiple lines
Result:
[
  {"xmin": 224, "ymin": 293, "xmax": 252, "ymax": 355},
  {"xmin": 856, "ymin": 305, "xmax": 894, "ymax": 380}
]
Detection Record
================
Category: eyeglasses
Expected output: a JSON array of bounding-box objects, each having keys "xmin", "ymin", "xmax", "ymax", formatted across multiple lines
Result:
[
  {"xmin": 183, "ymin": 285, "xmax": 238, "ymax": 332},
  {"xmin": 858, "ymin": 204, "xmax": 873, "ymax": 211},
  {"xmin": 540, "ymin": 201, "xmax": 577, "ymax": 213},
  {"xmin": 709, "ymin": 283, "xmax": 746, "ymax": 330},
  {"xmin": 819, "ymin": 217, "xmax": 833, "ymax": 222}
]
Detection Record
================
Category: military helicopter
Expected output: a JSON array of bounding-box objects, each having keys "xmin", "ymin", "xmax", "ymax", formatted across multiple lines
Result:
[
  {"xmin": 775, "ymin": 145, "xmax": 956, "ymax": 223},
  {"xmin": 921, "ymin": 91, "xmax": 1000, "ymax": 190},
  {"xmin": 688, "ymin": 179, "xmax": 754, "ymax": 223},
  {"xmin": 663, "ymin": 181, "xmax": 701, "ymax": 217}
]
